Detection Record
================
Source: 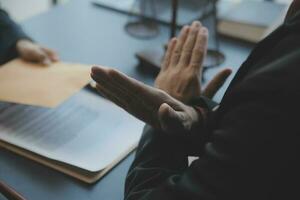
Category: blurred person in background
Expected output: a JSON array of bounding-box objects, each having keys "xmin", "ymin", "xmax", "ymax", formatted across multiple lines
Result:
[{"xmin": 0, "ymin": 7, "xmax": 58, "ymax": 65}]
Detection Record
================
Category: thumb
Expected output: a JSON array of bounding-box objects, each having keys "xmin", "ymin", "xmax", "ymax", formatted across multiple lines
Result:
[
  {"xmin": 203, "ymin": 68, "xmax": 232, "ymax": 99},
  {"xmin": 158, "ymin": 103, "xmax": 186, "ymax": 133}
]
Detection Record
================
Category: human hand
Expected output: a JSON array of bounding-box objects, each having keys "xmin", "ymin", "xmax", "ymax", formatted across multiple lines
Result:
[
  {"xmin": 155, "ymin": 21, "xmax": 231, "ymax": 103},
  {"xmin": 91, "ymin": 66, "xmax": 202, "ymax": 133},
  {"xmin": 16, "ymin": 39, "xmax": 59, "ymax": 65}
]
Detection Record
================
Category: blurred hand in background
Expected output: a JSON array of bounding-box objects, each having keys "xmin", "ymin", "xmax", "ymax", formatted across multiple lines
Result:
[{"xmin": 16, "ymin": 39, "xmax": 59, "ymax": 65}]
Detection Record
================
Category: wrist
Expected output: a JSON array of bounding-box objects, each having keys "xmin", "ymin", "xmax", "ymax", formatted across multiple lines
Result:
[{"xmin": 192, "ymin": 106, "xmax": 208, "ymax": 129}]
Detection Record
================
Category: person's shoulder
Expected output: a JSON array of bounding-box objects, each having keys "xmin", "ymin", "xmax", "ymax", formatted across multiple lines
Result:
[
  {"xmin": 285, "ymin": 10, "xmax": 300, "ymax": 30},
  {"xmin": 247, "ymin": 49, "xmax": 300, "ymax": 81},
  {"xmin": 238, "ymin": 49, "xmax": 300, "ymax": 99},
  {"xmin": 0, "ymin": 7, "xmax": 8, "ymax": 16},
  {"xmin": 220, "ymin": 49, "xmax": 300, "ymax": 116}
]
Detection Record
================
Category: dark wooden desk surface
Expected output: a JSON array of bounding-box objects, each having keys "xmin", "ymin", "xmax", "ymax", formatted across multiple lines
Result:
[{"xmin": 0, "ymin": 0, "xmax": 254, "ymax": 199}]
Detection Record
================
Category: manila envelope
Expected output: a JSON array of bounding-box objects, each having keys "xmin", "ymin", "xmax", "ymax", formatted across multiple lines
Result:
[{"xmin": 0, "ymin": 59, "xmax": 91, "ymax": 108}]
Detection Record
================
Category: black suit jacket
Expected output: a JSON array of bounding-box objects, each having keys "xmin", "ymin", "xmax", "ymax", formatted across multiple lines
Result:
[
  {"xmin": 124, "ymin": 11, "xmax": 300, "ymax": 200},
  {"xmin": 0, "ymin": 8, "xmax": 29, "ymax": 64}
]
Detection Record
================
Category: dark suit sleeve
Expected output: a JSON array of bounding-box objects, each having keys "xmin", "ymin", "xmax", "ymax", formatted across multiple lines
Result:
[
  {"xmin": 189, "ymin": 95, "xmax": 219, "ymax": 111},
  {"xmin": 0, "ymin": 8, "xmax": 30, "ymax": 64},
  {"xmin": 124, "ymin": 51, "xmax": 300, "ymax": 200}
]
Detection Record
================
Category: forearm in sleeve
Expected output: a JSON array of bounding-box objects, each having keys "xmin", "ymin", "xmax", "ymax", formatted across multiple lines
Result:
[
  {"xmin": 0, "ymin": 8, "xmax": 30, "ymax": 64},
  {"xmin": 124, "ymin": 89, "xmax": 296, "ymax": 200}
]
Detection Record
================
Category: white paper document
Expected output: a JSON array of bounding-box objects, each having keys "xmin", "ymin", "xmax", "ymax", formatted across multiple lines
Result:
[{"xmin": 0, "ymin": 90, "xmax": 144, "ymax": 172}]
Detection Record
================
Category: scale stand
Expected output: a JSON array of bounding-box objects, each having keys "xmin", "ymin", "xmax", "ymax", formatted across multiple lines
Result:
[
  {"xmin": 133, "ymin": 0, "xmax": 225, "ymax": 74},
  {"xmin": 125, "ymin": 0, "xmax": 160, "ymax": 39}
]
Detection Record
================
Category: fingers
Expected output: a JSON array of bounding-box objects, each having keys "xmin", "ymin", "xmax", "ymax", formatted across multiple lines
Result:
[
  {"xmin": 41, "ymin": 47, "xmax": 59, "ymax": 62},
  {"xmin": 91, "ymin": 67, "xmax": 134, "ymax": 111},
  {"xmin": 91, "ymin": 67, "xmax": 124, "ymax": 98},
  {"xmin": 27, "ymin": 46, "xmax": 58, "ymax": 65},
  {"xmin": 190, "ymin": 27, "xmax": 208, "ymax": 71},
  {"xmin": 91, "ymin": 66, "xmax": 149, "ymax": 106},
  {"xmin": 163, "ymin": 21, "xmax": 209, "ymax": 70},
  {"xmin": 91, "ymin": 67, "xmax": 121, "ymax": 99},
  {"xmin": 106, "ymin": 67, "xmax": 164, "ymax": 113},
  {"xmin": 169, "ymin": 26, "xmax": 189, "ymax": 67},
  {"xmin": 95, "ymin": 83, "xmax": 126, "ymax": 109},
  {"xmin": 178, "ymin": 21, "xmax": 202, "ymax": 67},
  {"xmin": 91, "ymin": 66, "xmax": 162, "ymax": 127},
  {"xmin": 161, "ymin": 38, "xmax": 177, "ymax": 71},
  {"xmin": 203, "ymin": 68, "xmax": 232, "ymax": 99},
  {"xmin": 30, "ymin": 50, "xmax": 51, "ymax": 65},
  {"xmin": 17, "ymin": 40, "xmax": 59, "ymax": 65},
  {"xmin": 105, "ymin": 67, "xmax": 154, "ymax": 99}
]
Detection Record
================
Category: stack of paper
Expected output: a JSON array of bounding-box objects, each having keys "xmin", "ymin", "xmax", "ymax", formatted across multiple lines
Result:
[{"xmin": 0, "ymin": 59, "xmax": 144, "ymax": 183}]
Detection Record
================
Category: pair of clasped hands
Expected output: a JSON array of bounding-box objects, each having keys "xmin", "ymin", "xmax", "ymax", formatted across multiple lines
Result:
[{"xmin": 91, "ymin": 21, "xmax": 232, "ymax": 133}]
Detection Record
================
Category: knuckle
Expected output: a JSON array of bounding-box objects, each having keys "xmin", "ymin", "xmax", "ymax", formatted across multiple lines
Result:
[
  {"xmin": 171, "ymin": 53, "xmax": 180, "ymax": 63},
  {"xmin": 190, "ymin": 63, "xmax": 200, "ymax": 69},
  {"xmin": 182, "ymin": 48, "xmax": 193, "ymax": 54},
  {"xmin": 195, "ymin": 47, "xmax": 205, "ymax": 53},
  {"xmin": 23, "ymin": 51, "xmax": 33, "ymax": 58},
  {"xmin": 172, "ymin": 69, "xmax": 182, "ymax": 76},
  {"xmin": 157, "ymin": 89, "xmax": 169, "ymax": 98},
  {"xmin": 173, "ymin": 48, "xmax": 181, "ymax": 55},
  {"xmin": 193, "ymin": 49, "xmax": 205, "ymax": 56},
  {"xmin": 191, "ymin": 28, "xmax": 198, "ymax": 34},
  {"xmin": 184, "ymin": 70, "xmax": 198, "ymax": 79},
  {"xmin": 173, "ymin": 93, "xmax": 184, "ymax": 101}
]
